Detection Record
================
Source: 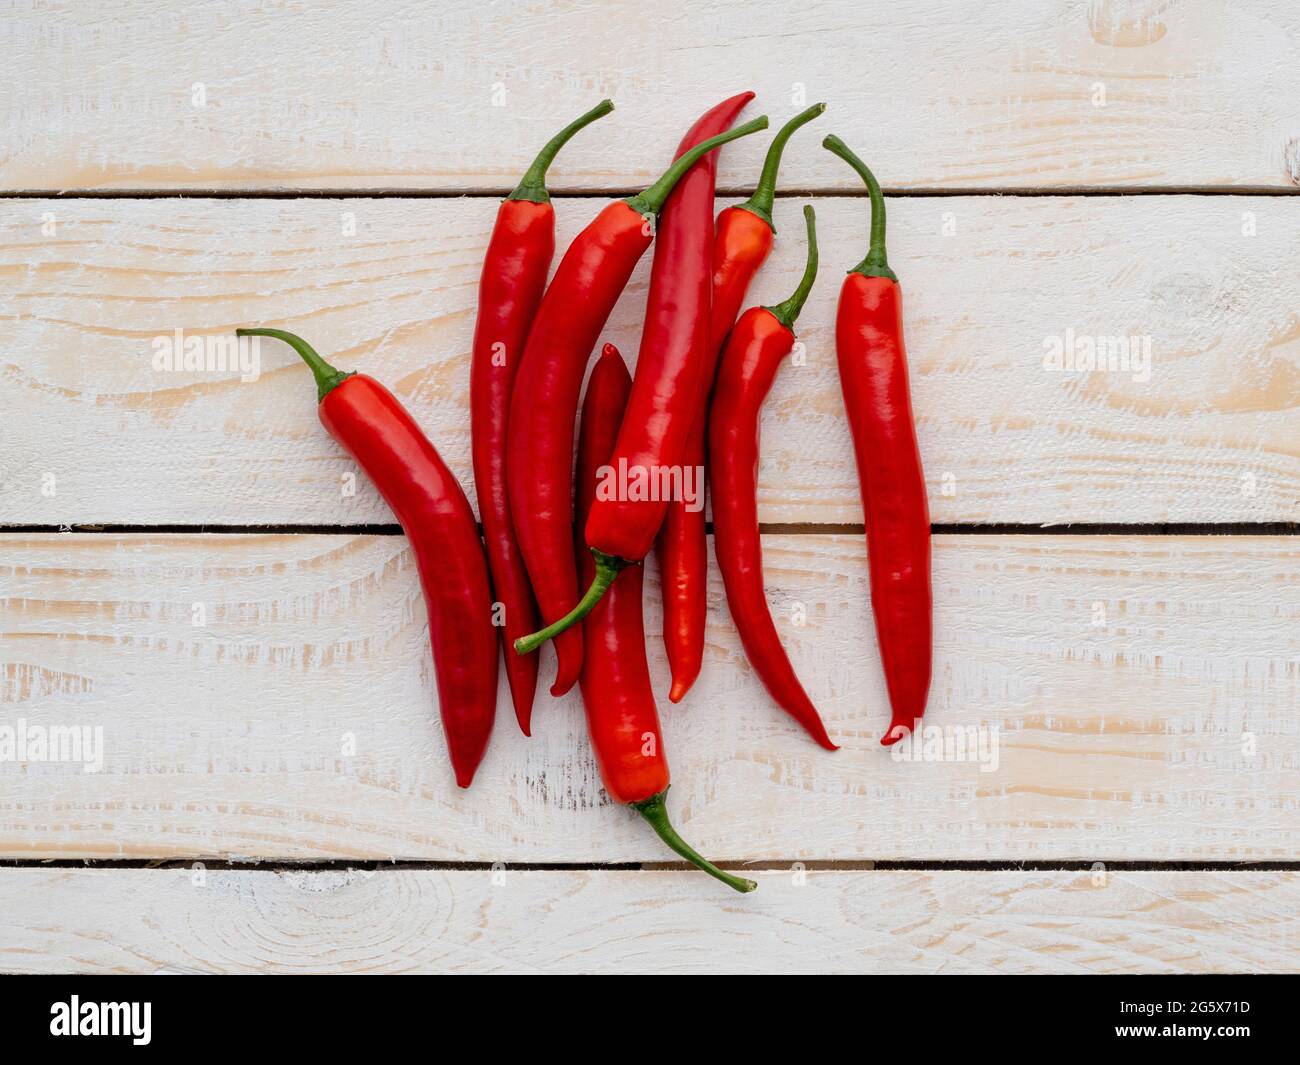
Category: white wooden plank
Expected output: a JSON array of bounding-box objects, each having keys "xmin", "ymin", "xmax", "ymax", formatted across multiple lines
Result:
[
  {"xmin": 4, "ymin": 1, "xmax": 1298, "ymax": 190},
  {"xmin": 2, "ymin": 196, "xmax": 1296, "ymax": 525},
  {"xmin": 1, "ymin": 867, "xmax": 1294, "ymax": 974},
  {"xmin": 1, "ymin": 532, "xmax": 1296, "ymax": 861}
]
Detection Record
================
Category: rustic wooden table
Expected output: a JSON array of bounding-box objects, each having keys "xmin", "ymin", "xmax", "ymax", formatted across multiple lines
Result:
[{"xmin": 1, "ymin": 0, "xmax": 1297, "ymax": 973}]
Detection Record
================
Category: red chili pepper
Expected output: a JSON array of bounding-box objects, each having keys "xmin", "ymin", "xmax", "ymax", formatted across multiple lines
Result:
[
  {"xmin": 658, "ymin": 103, "xmax": 825, "ymax": 702},
  {"xmin": 823, "ymin": 136, "xmax": 932, "ymax": 747},
  {"xmin": 710, "ymin": 102, "xmax": 827, "ymax": 355},
  {"xmin": 509, "ymin": 113, "xmax": 769, "ymax": 687},
  {"xmin": 472, "ymin": 100, "xmax": 613, "ymax": 735},
  {"xmin": 708, "ymin": 207, "xmax": 836, "ymax": 750},
  {"xmin": 517, "ymin": 104, "xmax": 798, "ymax": 657},
  {"xmin": 238, "ymin": 328, "xmax": 497, "ymax": 787},
  {"xmin": 577, "ymin": 343, "xmax": 756, "ymax": 895}
]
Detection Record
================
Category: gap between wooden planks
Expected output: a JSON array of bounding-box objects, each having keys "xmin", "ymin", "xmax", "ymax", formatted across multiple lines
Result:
[
  {"xmin": 1, "ymin": 196, "xmax": 1296, "ymax": 526},
  {"xmin": 1, "ymin": 532, "xmax": 1295, "ymax": 863},
  {"xmin": 4, "ymin": 0, "xmax": 1298, "ymax": 973},
  {"xmin": 1, "ymin": 867, "xmax": 1295, "ymax": 974}
]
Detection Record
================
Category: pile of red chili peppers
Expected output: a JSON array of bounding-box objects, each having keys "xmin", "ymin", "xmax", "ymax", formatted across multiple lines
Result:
[{"xmin": 240, "ymin": 95, "xmax": 932, "ymax": 895}]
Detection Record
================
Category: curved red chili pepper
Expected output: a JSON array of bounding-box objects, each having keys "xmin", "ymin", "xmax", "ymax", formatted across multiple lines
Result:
[
  {"xmin": 238, "ymin": 328, "xmax": 497, "ymax": 787},
  {"xmin": 577, "ymin": 343, "xmax": 756, "ymax": 895},
  {"xmin": 509, "ymin": 114, "xmax": 770, "ymax": 685},
  {"xmin": 472, "ymin": 100, "xmax": 613, "ymax": 735},
  {"xmin": 708, "ymin": 208, "xmax": 836, "ymax": 751},
  {"xmin": 823, "ymin": 136, "xmax": 932, "ymax": 747},
  {"xmin": 645, "ymin": 92, "xmax": 752, "ymax": 703},
  {"xmin": 659, "ymin": 103, "xmax": 825, "ymax": 702}
]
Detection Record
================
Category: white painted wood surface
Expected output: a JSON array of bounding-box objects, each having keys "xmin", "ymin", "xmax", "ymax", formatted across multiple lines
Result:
[
  {"xmin": 2, "ymin": 532, "xmax": 1295, "ymax": 861},
  {"xmin": 2, "ymin": 867, "xmax": 1294, "ymax": 974},
  {"xmin": 2, "ymin": 0, "xmax": 1297, "ymax": 975},
  {"xmin": 3, "ymin": 1, "xmax": 1298, "ymax": 191},
  {"xmin": 3, "ymin": 196, "xmax": 1296, "ymax": 525}
]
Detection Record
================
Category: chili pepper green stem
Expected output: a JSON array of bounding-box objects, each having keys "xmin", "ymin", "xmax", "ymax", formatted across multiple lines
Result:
[
  {"xmin": 765, "ymin": 205, "xmax": 818, "ymax": 330},
  {"xmin": 626, "ymin": 116, "xmax": 769, "ymax": 219},
  {"xmin": 509, "ymin": 99, "xmax": 615, "ymax": 204},
  {"xmin": 822, "ymin": 134, "xmax": 897, "ymax": 282},
  {"xmin": 513, "ymin": 549, "xmax": 629, "ymax": 655},
  {"xmin": 736, "ymin": 103, "xmax": 826, "ymax": 231},
  {"xmin": 237, "ymin": 327, "xmax": 354, "ymax": 402},
  {"xmin": 634, "ymin": 790, "xmax": 757, "ymax": 894}
]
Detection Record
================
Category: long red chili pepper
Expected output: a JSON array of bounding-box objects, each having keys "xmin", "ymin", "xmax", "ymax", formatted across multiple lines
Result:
[
  {"xmin": 577, "ymin": 343, "xmax": 756, "ymax": 895},
  {"xmin": 472, "ymin": 100, "xmax": 613, "ymax": 736},
  {"xmin": 823, "ymin": 136, "xmax": 932, "ymax": 746},
  {"xmin": 238, "ymin": 328, "xmax": 497, "ymax": 786},
  {"xmin": 646, "ymin": 91, "xmax": 753, "ymax": 704},
  {"xmin": 658, "ymin": 103, "xmax": 825, "ymax": 702},
  {"xmin": 708, "ymin": 208, "xmax": 836, "ymax": 750},
  {"xmin": 508, "ymin": 113, "xmax": 769, "ymax": 688},
  {"xmin": 518, "ymin": 104, "xmax": 801, "ymax": 657}
]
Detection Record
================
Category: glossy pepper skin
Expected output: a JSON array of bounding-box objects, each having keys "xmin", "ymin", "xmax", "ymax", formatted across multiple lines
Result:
[
  {"xmin": 577, "ymin": 344, "xmax": 756, "ymax": 895},
  {"xmin": 823, "ymin": 136, "xmax": 932, "ymax": 747},
  {"xmin": 708, "ymin": 208, "xmax": 836, "ymax": 751},
  {"xmin": 525, "ymin": 105, "xmax": 778, "ymax": 658},
  {"xmin": 506, "ymin": 200, "xmax": 648, "ymax": 697},
  {"xmin": 238, "ymin": 328, "xmax": 497, "ymax": 787},
  {"xmin": 659, "ymin": 103, "xmax": 826, "ymax": 702},
  {"xmin": 472, "ymin": 100, "xmax": 613, "ymax": 735},
  {"xmin": 710, "ymin": 103, "xmax": 828, "ymax": 354},
  {"xmin": 635, "ymin": 92, "xmax": 754, "ymax": 702},
  {"xmin": 510, "ymin": 114, "xmax": 770, "ymax": 675}
]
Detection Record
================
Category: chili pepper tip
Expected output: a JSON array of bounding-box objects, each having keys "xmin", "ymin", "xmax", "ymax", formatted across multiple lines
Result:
[{"xmin": 881, "ymin": 722, "xmax": 910, "ymax": 747}]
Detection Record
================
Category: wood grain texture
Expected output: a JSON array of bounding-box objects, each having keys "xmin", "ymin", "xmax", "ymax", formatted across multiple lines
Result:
[
  {"xmin": 2, "ymin": 532, "xmax": 1296, "ymax": 861},
  {"xmin": 1, "ymin": 867, "xmax": 1295, "ymax": 974},
  {"xmin": 3, "ymin": 0, "xmax": 1298, "ymax": 191},
  {"xmin": 2, "ymin": 196, "xmax": 1297, "ymax": 526},
  {"xmin": 5, "ymin": 0, "xmax": 1297, "ymax": 975}
]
